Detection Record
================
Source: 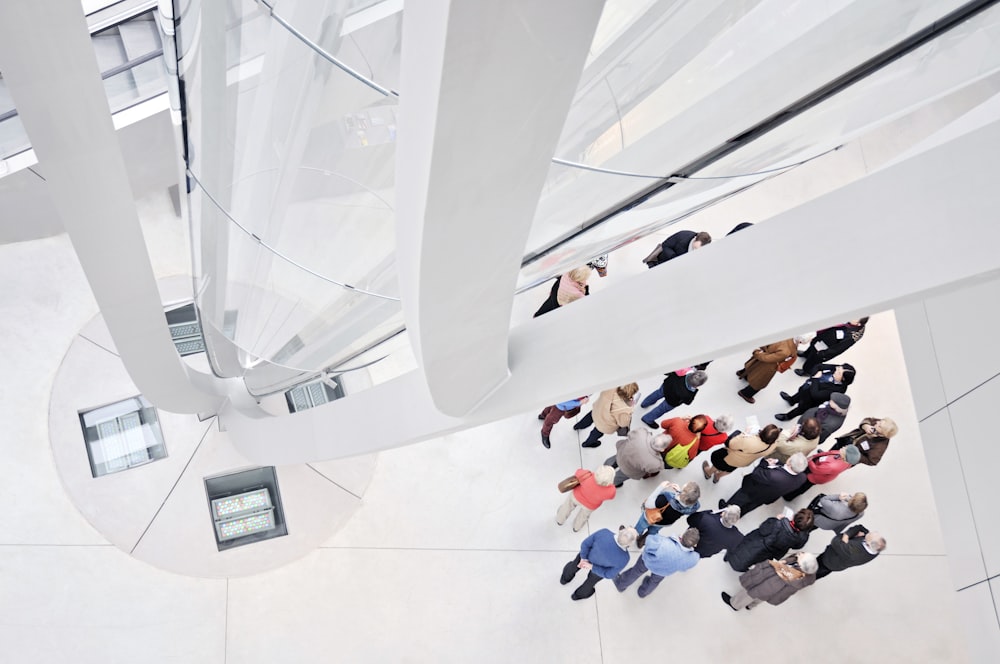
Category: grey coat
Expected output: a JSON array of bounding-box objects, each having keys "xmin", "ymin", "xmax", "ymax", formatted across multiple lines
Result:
[
  {"xmin": 614, "ymin": 429, "xmax": 664, "ymax": 480},
  {"xmin": 799, "ymin": 404, "xmax": 847, "ymax": 444},
  {"xmin": 811, "ymin": 494, "xmax": 864, "ymax": 532}
]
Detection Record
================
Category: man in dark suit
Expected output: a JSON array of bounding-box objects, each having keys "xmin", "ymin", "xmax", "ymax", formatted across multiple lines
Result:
[
  {"xmin": 815, "ymin": 524, "xmax": 885, "ymax": 579},
  {"xmin": 718, "ymin": 453, "xmax": 808, "ymax": 515},
  {"xmin": 642, "ymin": 230, "xmax": 712, "ymax": 268}
]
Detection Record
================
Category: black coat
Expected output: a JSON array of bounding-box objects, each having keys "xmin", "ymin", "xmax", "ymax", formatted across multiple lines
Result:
[
  {"xmin": 817, "ymin": 525, "xmax": 878, "ymax": 573},
  {"xmin": 687, "ymin": 510, "xmax": 744, "ymax": 558},
  {"xmin": 659, "ymin": 372, "xmax": 698, "ymax": 408},
  {"xmin": 726, "ymin": 462, "xmax": 807, "ymax": 515},
  {"xmin": 646, "ymin": 230, "xmax": 696, "ymax": 267},
  {"xmin": 802, "ymin": 322, "xmax": 866, "ymax": 371},
  {"xmin": 725, "ymin": 517, "xmax": 809, "ymax": 572},
  {"xmin": 792, "ymin": 365, "xmax": 849, "ymax": 410}
]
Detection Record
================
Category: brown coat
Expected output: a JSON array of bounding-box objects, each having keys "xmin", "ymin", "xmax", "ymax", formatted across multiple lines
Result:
[
  {"xmin": 723, "ymin": 433, "xmax": 777, "ymax": 468},
  {"xmin": 743, "ymin": 339, "xmax": 797, "ymax": 390},
  {"xmin": 740, "ymin": 555, "xmax": 816, "ymax": 605},
  {"xmin": 593, "ymin": 388, "xmax": 635, "ymax": 434}
]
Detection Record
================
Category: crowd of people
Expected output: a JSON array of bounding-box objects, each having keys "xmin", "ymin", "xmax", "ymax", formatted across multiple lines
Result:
[{"xmin": 535, "ymin": 231, "xmax": 895, "ymax": 610}]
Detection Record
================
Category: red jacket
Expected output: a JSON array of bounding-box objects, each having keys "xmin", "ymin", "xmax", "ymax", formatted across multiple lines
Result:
[
  {"xmin": 805, "ymin": 451, "xmax": 852, "ymax": 484},
  {"xmin": 572, "ymin": 469, "xmax": 616, "ymax": 510},
  {"xmin": 698, "ymin": 416, "xmax": 728, "ymax": 453},
  {"xmin": 660, "ymin": 418, "xmax": 701, "ymax": 462}
]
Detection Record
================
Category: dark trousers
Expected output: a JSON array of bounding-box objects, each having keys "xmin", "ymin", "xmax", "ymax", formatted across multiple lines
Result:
[
  {"xmin": 540, "ymin": 405, "xmax": 578, "ymax": 436},
  {"xmin": 561, "ymin": 555, "xmax": 603, "ymax": 598},
  {"xmin": 739, "ymin": 386, "xmax": 759, "ymax": 398},
  {"xmin": 725, "ymin": 489, "xmax": 763, "ymax": 516}
]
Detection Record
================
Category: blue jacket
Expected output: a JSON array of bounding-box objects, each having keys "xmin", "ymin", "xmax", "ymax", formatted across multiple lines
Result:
[
  {"xmin": 579, "ymin": 529, "xmax": 631, "ymax": 579},
  {"xmin": 641, "ymin": 532, "xmax": 699, "ymax": 577}
]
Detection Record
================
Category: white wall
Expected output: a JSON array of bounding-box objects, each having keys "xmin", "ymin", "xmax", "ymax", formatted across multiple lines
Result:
[
  {"xmin": 896, "ymin": 276, "xmax": 1000, "ymax": 662},
  {"xmin": 0, "ymin": 108, "xmax": 178, "ymax": 244}
]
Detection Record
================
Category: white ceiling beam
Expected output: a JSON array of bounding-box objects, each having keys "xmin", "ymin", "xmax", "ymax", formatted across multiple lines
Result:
[
  {"xmin": 394, "ymin": 0, "xmax": 606, "ymax": 416},
  {"xmin": 0, "ymin": 1, "xmax": 224, "ymax": 413}
]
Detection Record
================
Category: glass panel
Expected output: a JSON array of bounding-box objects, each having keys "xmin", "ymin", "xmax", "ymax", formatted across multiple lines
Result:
[
  {"xmin": 0, "ymin": 115, "xmax": 31, "ymax": 159},
  {"xmin": 518, "ymin": 0, "xmax": 995, "ymax": 286},
  {"xmin": 525, "ymin": 0, "xmax": 971, "ymax": 260},
  {"xmin": 181, "ymin": 0, "xmax": 406, "ymax": 382}
]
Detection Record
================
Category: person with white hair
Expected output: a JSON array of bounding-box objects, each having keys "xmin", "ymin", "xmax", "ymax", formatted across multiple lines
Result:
[
  {"xmin": 722, "ymin": 551, "xmax": 819, "ymax": 611},
  {"xmin": 613, "ymin": 527, "xmax": 700, "ymax": 598},
  {"xmin": 556, "ymin": 465, "xmax": 617, "ymax": 532},
  {"xmin": 686, "ymin": 505, "xmax": 744, "ymax": 558},
  {"xmin": 604, "ymin": 429, "xmax": 672, "ymax": 488},
  {"xmin": 815, "ymin": 524, "xmax": 885, "ymax": 579},
  {"xmin": 718, "ymin": 453, "xmax": 809, "ymax": 516},
  {"xmin": 560, "ymin": 526, "xmax": 637, "ymax": 600},
  {"xmin": 634, "ymin": 481, "xmax": 701, "ymax": 544},
  {"xmin": 639, "ymin": 369, "xmax": 708, "ymax": 429}
]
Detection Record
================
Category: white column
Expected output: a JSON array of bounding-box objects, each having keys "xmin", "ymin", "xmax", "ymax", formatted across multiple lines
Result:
[
  {"xmin": 394, "ymin": 0, "xmax": 606, "ymax": 416},
  {"xmin": 0, "ymin": 2, "xmax": 223, "ymax": 413}
]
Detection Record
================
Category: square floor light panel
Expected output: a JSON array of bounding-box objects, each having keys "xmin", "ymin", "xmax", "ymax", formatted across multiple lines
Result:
[
  {"xmin": 79, "ymin": 396, "xmax": 167, "ymax": 478},
  {"xmin": 204, "ymin": 467, "xmax": 288, "ymax": 551}
]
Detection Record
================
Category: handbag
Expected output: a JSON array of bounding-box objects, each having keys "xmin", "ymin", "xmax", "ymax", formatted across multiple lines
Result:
[
  {"xmin": 558, "ymin": 470, "xmax": 591, "ymax": 493},
  {"xmin": 644, "ymin": 505, "xmax": 666, "ymax": 525},
  {"xmin": 664, "ymin": 433, "xmax": 700, "ymax": 469},
  {"xmin": 777, "ymin": 356, "xmax": 796, "ymax": 373}
]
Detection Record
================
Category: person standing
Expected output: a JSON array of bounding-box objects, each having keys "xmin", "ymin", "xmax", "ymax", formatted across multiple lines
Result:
[
  {"xmin": 641, "ymin": 230, "xmax": 711, "ymax": 268},
  {"xmin": 809, "ymin": 492, "xmax": 868, "ymax": 532},
  {"xmin": 658, "ymin": 415, "xmax": 709, "ymax": 469},
  {"xmin": 533, "ymin": 266, "xmax": 591, "ymax": 318},
  {"xmin": 722, "ymin": 552, "xmax": 818, "ymax": 611},
  {"xmin": 613, "ymin": 528, "xmax": 700, "ymax": 598},
  {"xmin": 556, "ymin": 466, "xmax": 617, "ymax": 532},
  {"xmin": 798, "ymin": 318, "xmax": 869, "ymax": 375},
  {"xmin": 634, "ymin": 481, "xmax": 701, "ymax": 541},
  {"xmin": 782, "ymin": 445, "xmax": 861, "ymax": 501},
  {"xmin": 719, "ymin": 453, "xmax": 809, "ymax": 515},
  {"xmin": 725, "ymin": 508, "xmax": 815, "ymax": 572},
  {"xmin": 815, "ymin": 524, "xmax": 885, "ymax": 579},
  {"xmin": 769, "ymin": 417, "xmax": 822, "ymax": 464},
  {"xmin": 560, "ymin": 526, "xmax": 638, "ymax": 600},
  {"xmin": 538, "ymin": 395, "xmax": 589, "ymax": 449},
  {"xmin": 702, "ymin": 424, "xmax": 782, "ymax": 484},
  {"xmin": 640, "ymin": 370, "xmax": 708, "ymax": 428},
  {"xmin": 737, "ymin": 338, "xmax": 798, "ymax": 404},
  {"xmin": 829, "ymin": 417, "xmax": 899, "ymax": 466},
  {"xmin": 605, "ymin": 429, "xmax": 672, "ymax": 488},
  {"xmin": 687, "ymin": 506, "xmax": 744, "ymax": 558},
  {"xmin": 575, "ymin": 384, "xmax": 639, "ymax": 448},
  {"xmin": 798, "ymin": 393, "xmax": 851, "ymax": 445},
  {"xmin": 775, "ymin": 363, "xmax": 856, "ymax": 421}
]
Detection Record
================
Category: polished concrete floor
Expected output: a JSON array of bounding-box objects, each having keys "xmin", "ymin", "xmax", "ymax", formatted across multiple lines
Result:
[{"xmin": 0, "ymin": 178, "xmax": 972, "ymax": 663}]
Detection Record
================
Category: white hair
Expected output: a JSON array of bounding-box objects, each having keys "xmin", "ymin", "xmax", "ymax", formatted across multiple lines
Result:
[
  {"xmin": 720, "ymin": 505, "xmax": 741, "ymax": 528},
  {"xmin": 787, "ymin": 453, "xmax": 808, "ymax": 474},
  {"xmin": 594, "ymin": 465, "xmax": 616, "ymax": 486},
  {"xmin": 797, "ymin": 552, "xmax": 818, "ymax": 574},
  {"xmin": 714, "ymin": 414, "xmax": 735, "ymax": 433},
  {"xmin": 651, "ymin": 434, "xmax": 672, "ymax": 452}
]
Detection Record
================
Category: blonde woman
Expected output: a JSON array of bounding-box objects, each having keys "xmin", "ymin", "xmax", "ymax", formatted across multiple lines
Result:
[
  {"xmin": 575, "ymin": 383, "xmax": 640, "ymax": 448},
  {"xmin": 533, "ymin": 266, "xmax": 591, "ymax": 317},
  {"xmin": 829, "ymin": 417, "xmax": 898, "ymax": 466}
]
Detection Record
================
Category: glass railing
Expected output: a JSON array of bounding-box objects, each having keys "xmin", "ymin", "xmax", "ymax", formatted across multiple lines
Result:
[{"xmin": 0, "ymin": 9, "xmax": 169, "ymax": 161}]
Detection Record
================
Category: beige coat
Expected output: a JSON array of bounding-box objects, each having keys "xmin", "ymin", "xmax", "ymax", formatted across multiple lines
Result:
[
  {"xmin": 593, "ymin": 388, "xmax": 635, "ymax": 434},
  {"xmin": 743, "ymin": 339, "xmax": 797, "ymax": 390},
  {"xmin": 770, "ymin": 430, "xmax": 820, "ymax": 464},
  {"xmin": 723, "ymin": 432, "xmax": 777, "ymax": 468}
]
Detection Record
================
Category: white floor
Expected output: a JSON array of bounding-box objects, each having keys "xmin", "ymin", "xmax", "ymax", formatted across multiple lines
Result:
[{"xmin": 0, "ymin": 185, "xmax": 972, "ymax": 664}]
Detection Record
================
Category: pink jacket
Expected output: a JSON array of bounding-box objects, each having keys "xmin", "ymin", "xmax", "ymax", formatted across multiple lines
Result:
[
  {"xmin": 805, "ymin": 451, "xmax": 852, "ymax": 484},
  {"xmin": 572, "ymin": 469, "xmax": 616, "ymax": 510}
]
